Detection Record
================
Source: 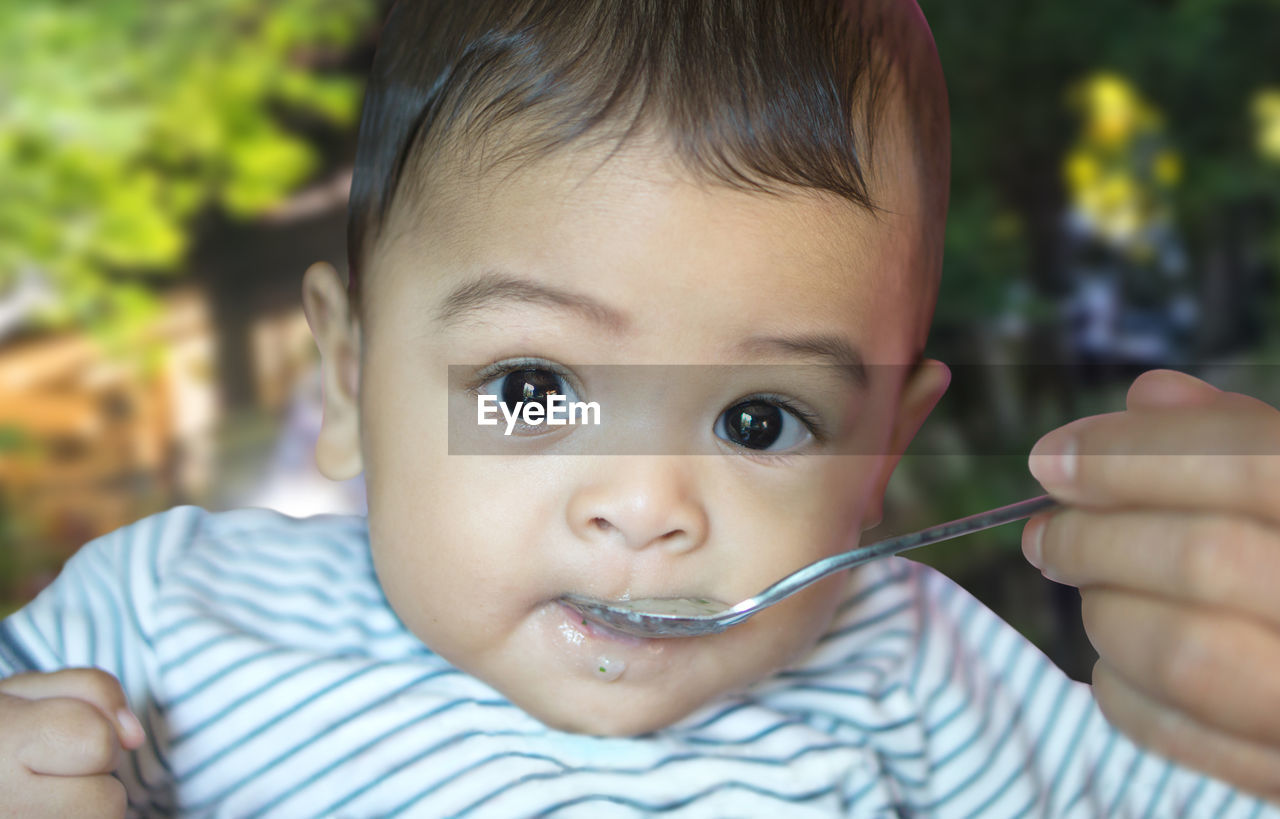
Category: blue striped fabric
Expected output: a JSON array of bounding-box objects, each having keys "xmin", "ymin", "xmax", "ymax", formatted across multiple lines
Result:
[{"xmin": 1, "ymin": 505, "xmax": 1276, "ymax": 818}]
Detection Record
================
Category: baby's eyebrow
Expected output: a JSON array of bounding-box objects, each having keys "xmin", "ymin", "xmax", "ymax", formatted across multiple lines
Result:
[
  {"xmin": 436, "ymin": 273, "xmax": 867, "ymax": 388},
  {"xmin": 435, "ymin": 271, "xmax": 629, "ymax": 331},
  {"xmin": 735, "ymin": 333, "xmax": 869, "ymax": 391}
]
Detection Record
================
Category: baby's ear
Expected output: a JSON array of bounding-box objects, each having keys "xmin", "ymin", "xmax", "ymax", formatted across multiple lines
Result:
[
  {"xmin": 863, "ymin": 359, "xmax": 951, "ymax": 529},
  {"xmin": 301, "ymin": 261, "xmax": 364, "ymax": 481}
]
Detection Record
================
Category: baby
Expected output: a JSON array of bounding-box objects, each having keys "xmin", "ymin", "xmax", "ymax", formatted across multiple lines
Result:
[{"xmin": 3, "ymin": 0, "xmax": 1280, "ymax": 816}]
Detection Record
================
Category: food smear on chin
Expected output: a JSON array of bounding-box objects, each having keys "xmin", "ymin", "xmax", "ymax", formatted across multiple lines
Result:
[{"xmin": 594, "ymin": 655, "xmax": 626, "ymax": 682}]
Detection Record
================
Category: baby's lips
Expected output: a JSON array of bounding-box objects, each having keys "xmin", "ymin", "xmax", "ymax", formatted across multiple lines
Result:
[{"xmin": 566, "ymin": 605, "xmax": 651, "ymax": 647}]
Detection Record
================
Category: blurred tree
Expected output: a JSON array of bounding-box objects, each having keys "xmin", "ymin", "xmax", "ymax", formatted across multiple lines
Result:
[
  {"xmin": 0, "ymin": 0, "xmax": 375, "ymax": 349},
  {"xmin": 904, "ymin": 0, "xmax": 1279, "ymax": 681},
  {"xmin": 920, "ymin": 0, "xmax": 1280, "ymax": 323},
  {"xmin": 915, "ymin": 0, "xmax": 1280, "ymax": 467}
]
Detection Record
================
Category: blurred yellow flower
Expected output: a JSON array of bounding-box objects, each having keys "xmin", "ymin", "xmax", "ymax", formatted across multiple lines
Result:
[
  {"xmin": 1064, "ymin": 151, "xmax": 1146, "ymax": 242},
  {"xmin": 1074, "ymin": 73, "xmax": 1149, "ymax": 147},
  {"xmin": 1253, "ymin": 88, "xmax": 1280, "ymax": 162},
  {"xmin": 1153, "ymin": 150, "xmax": 1182, "ymax": 186},
  {"xmin": 1065, "ymin": 151, "xmax": 1100, "ymax": 190},
  {"xmin": 1087, "ymin": 173, "xmax": 1141, "ymax": 242},
  {"xmin": 1063, "ymin": 72, "xmax": 1179, "ymax": 250},
  {"xmin": 1098, "ymin": 173, "xmax": 1136, "ymax": 209}
]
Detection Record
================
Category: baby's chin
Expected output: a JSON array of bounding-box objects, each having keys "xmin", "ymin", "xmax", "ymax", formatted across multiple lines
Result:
[
  {"xmin": 511, "ymin": 676, "xmax": 723, "ymax": 736},
  {"xmin": 489, "ymin": 639, "xmax": 758, "ymax": 737},
  {"xmin": 461, "ymin": 600, "xmax": 819, "ymax": 736}
]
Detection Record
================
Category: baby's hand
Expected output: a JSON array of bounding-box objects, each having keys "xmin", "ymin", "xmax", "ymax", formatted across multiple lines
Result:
[
  {"xmin": 0, "ymin": 668, "xmax": 144, "ymax": 818},
  {"xmin": 1022, "ymin": 369, "xmax": 1280, "ymax": 801}
]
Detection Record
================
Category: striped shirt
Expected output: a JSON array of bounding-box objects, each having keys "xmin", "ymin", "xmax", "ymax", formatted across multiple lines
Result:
[{"xmin": 0, "ymin": 505, "xmax": 1275, "ymax": 818}]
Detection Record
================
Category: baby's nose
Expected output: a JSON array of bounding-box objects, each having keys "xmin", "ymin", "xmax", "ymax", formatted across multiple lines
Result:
[{"xmin": 566, "ymin": 457, "xmax": 709, "ymax": 554}]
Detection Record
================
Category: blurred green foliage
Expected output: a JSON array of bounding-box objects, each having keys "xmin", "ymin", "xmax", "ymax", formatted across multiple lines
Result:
[
  {"xmin": 897, "ymin": 1, "xmax": 1280, "ymax": 676},
  {"xmin": 921, "ymin": 0, "xmax": 1280, "ymax": 329},
  {"xmin": 0, "ymin": 0, "xmax": 375, "ymax": 345}
]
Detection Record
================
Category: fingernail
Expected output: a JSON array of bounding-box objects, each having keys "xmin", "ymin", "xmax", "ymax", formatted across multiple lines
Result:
[
  {"xmin": 117, "ymin": 708, "xmax": 144, "ymax": 746},
  {"xmin": 1022, "ymin": 516, "xmax": 1046, "ymax": 568},
  {"xmin": 1029, "ymin": 432, "xmax": 1077, "ymax": 488}
]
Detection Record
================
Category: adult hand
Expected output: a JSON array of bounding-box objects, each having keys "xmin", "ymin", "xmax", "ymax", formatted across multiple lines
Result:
[{"xmin": 1023, "ymin": 369, "xmax": 1280, "ymax": 801}]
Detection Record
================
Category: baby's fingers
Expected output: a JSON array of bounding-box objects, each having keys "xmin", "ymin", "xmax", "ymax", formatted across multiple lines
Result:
[
  {"xmin": 0, "ymin": 668, "xmax": 144, "ymax": 751},
  {"xmin": 1024, "ymin": 508, "xmax": 1280, "ymax": 629},
  {"xmin": 6, "ymin": 769, "xmax": 128, "ymax": 819},
  {"xmin": 2, "ymin": 695, "xmax": 124, "ymax": 777}
]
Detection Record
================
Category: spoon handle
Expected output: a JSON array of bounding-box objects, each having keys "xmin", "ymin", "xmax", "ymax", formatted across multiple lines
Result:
[{"xmin": 735, "ymin": 494, "xmax": 1058, "ymax": 613}]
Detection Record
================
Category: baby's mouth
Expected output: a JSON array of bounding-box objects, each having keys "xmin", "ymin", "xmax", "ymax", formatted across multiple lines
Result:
[
  {"xmin": 548, "ymin": 600, "xmax": 659, "ymax": 685},
  {"xmin": 558, "ymin": 590, "xmax": 735, "ymax": 642},
  {"xmin": 556, "ymin": 600, "xmax": 650, "ymax": 647}
]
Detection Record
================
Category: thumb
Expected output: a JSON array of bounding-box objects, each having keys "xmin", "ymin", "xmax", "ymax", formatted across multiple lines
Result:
[{"xmin": 1126, "ymin": 369, "xmax": 1220, "ymax": 411}]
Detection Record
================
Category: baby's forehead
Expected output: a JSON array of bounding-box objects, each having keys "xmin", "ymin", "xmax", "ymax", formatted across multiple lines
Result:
[
  {"xmin": 397, "ymin": 125, "xmax": 922, "ymax": 243},
  {"xmin": 366, "ymin": 140, "xmax": 926, "ymax": 356},
  {"xmin": 392, "ymin": 134, "xmax": 911, "ymax": 255}
]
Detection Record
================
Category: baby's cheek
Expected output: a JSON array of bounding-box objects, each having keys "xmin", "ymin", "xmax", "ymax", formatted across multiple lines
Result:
[
  {"xmin": 816, "ymin": 456, "xmax": 884, "ymax": 528},
  {"xmin": 758, "ymin": 574, "xmax": 848, "ymax": 665},
  {"xmin": 742, "ymin": 461, "xmax": 871, "ymax": 553}
]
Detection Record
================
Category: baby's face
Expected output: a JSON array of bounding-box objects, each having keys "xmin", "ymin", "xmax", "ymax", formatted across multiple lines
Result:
[{"xmin": 306, "ymin": 139, "xmax": 948, "ymax": 735}]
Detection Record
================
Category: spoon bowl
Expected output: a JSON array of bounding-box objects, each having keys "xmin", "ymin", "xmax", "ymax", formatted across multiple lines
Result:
[{"xmin": 559, "ymin": 494, "xmax": 1056, "ymax": 638}]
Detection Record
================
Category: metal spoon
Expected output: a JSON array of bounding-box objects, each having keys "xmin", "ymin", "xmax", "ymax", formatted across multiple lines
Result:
[{"xmin": 560, "ymin": 494, "xmax": 1057, "ymax": 638}]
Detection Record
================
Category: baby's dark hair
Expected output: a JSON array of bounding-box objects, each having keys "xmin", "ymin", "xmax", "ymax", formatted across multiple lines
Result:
[{"xmin": 346, "ymin": 0, "xmax": 949, "ymax": 321}]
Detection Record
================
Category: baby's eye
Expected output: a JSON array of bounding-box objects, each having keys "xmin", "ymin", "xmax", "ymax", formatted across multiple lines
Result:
[
  {"xmin": 715, "ymin": 398, "xmax": 816, "ymax": 452},
  {"xmin": 479, "ymin": 366, "xmax": 579, "ymax": 416}
]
